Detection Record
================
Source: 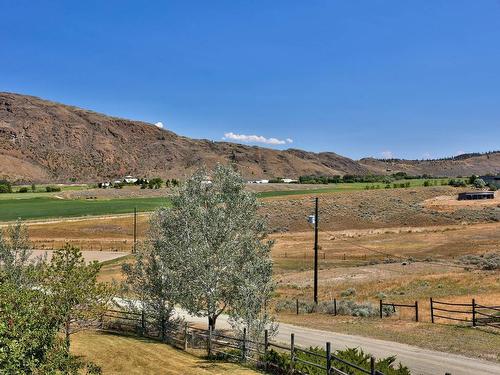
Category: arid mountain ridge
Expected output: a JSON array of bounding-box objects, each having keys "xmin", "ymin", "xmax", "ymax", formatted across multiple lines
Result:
[{"xmin": 0, "ymin": 92, "xmax": 498, "ymax": 183}]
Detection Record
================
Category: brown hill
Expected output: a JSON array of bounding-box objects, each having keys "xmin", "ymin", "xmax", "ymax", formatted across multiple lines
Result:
[
  {"xmin": 0, "ymin": 92, "xmax": 368, "ymax": 182},
  {"xmin": 359, "ymin": 153, "xmax": 500, "ymax": 177},
  {"xmin": 0, "ymin": 92, "xmax": 498, "ymax": 182}
]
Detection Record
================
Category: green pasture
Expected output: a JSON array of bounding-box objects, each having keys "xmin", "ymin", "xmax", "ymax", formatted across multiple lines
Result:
[
  {"xmin": 0, "ymin": 196, "xmax": 169, "ymax": 222},
  {"xmin": 0, "ymin": 178, "xmax": 456, "ymax": 221}
]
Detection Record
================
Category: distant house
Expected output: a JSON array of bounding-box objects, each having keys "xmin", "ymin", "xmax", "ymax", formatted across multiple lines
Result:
[
  {"xmin": 480, "ymin": 175, "xmax": 500, "ymax": 189},
  {"xmin": 282, "ymin": 178, "xmax": 298, "ymax": 183},
  {"xmin": 248, "ymin": 179, "xmax": 269, "ymax": 184},
  {"xmin": 458, "ymin": 191, "xmax": 494, "ymax": 200},
  {"xmin": 124, "ymin": 175, "xmax": 138, "ymax": 184}
]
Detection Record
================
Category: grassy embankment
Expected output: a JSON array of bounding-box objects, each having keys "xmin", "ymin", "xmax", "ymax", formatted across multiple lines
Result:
[{"xmin": 72, "ymin": 330, "xmax": 259, "ymax": 374}]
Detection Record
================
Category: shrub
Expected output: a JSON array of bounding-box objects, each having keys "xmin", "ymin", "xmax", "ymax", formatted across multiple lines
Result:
[
  {"xmin": 340, "ymin": 288, "xmax": 356, "ymax": 298},
  {"xmin": 459, "ymin": 252, "xmax": 500, "ymax": 270},
  {"xmin": 265, "ymin": 347, "xmax": 410, "ymax": 375},
  {"xmin": 274, "ymin": 299, "xmax": 296, "ymax": 312},
  {"xmin": 0, "ymin": 179, "xmax": 12, "ymax": 193},
  {"xmin": 473, "ymin": 178, "xmax": 486, "ymax": 188},
  {"xmin": 18, "ymin": 187, "xmax": 28, "ymax": 193},
  {"xmin": 45, "ymin": 186, "xmax": 62, "ymax": 192}
]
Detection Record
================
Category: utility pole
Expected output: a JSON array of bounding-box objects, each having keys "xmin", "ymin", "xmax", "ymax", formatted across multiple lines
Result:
[
  {"xmin": 314, "ymin": 197, "xmax": 319, "ymax": 304},
  {"xmin": 133, "ymin": 207, "xmax": 137, "ymax": 253}
]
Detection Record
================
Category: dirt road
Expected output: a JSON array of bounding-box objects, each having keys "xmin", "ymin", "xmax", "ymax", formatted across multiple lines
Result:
[
  {"xmin": 31, "ymin": 250, "xmax": 128, "ymax": 263},
  {"xmin": 181, "ymin": 312, "xmax": 500, "ymax": 375}
]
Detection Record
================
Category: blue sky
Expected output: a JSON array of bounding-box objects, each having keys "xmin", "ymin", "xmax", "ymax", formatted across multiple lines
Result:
[{"xmin": 1, "ymin": 1, "xmax": 499, "ymax": 160}]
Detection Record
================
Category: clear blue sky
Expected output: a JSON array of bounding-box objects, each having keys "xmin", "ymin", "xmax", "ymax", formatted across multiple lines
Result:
[{"xmin": 1, "ymin": 1, "xmax": 499, "ymax": 160}]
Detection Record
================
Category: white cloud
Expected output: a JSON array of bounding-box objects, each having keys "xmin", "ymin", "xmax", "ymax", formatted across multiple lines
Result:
[
  {"xmin": 223, "ymin": 132, "xmax": 292, "ymax": 145},
  {"xmin": 422, "ymin": 152, "xmax": 432, "ymax": 159},
  {"xmin": 380, "ymin": 150, "xmax": 394, "ymax": 159},
  {"xmin": 455, "ymin": 150, "xmax": 465, "ymax": 156},
  {"xmin": 154, "ymin": 122, "xmax": 164, "ymax": 128}
]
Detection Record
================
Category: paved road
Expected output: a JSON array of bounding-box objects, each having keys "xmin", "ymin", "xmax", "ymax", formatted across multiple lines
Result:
[{"xmin": 178, "ymin": 312, "xmax": 500, "ymax": 375}]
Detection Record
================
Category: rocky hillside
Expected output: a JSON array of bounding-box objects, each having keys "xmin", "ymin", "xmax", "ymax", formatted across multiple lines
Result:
[
  {"xmin": 359, "ymin": 153, "xmax": 500, "ymax": 177},
  {"xmin": 0, "ymin": 92, "xmax": 498, "ymax": 182},
  {"xmin": 0, "ymin": 93, "xmax": 368, "ymax": 182}
]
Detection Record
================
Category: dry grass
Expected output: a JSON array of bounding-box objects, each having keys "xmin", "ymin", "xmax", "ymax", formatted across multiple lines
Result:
[
  {"xmin": 71, "ymin": 330, "xmax": 260, "ymax": 374},
  {"xmin": 22, "ymin": 188, "xmax": 500, "ymax": 361}
]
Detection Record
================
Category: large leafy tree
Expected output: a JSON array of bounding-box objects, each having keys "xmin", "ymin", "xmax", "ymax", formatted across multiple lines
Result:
[
  {"xmin": 45, "ymin": 244, "xmax": 113, "ymax": 350},
  {"xmin": 151, "ymin": 164, "xmax": 274, "ymax": 330}
]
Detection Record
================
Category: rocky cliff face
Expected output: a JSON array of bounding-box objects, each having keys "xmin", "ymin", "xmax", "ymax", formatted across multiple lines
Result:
[{"xmin": 0, "ymin": 92, "xmax": 368, "ymax": 182}]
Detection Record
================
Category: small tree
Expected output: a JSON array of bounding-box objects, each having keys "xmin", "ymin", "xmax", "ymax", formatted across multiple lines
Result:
[
  {"xmin": 45, "ymin": 244, "xmax": 113, "ymax": 350},
  {"xmin": 0, "ymin": 278, "xmax": 82, "ymax": 373},
  {"xmin": 151, "ymin": 164, "xmax": 274, "ymax": 330},
  {"xmin": 122, "ymin": 239, "xmax": 180, "ymax": 340},
  {"xmin": 0, "ymin": 221, "xmax": 36, "ymax": 285},
  {"xmin": 473, "ymin": 178, "xmax": 486, "ymax": 189}
]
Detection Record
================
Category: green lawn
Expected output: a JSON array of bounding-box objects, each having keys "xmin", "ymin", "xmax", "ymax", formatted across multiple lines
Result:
[{"xmin": 0, "ymin": 196, "xmax": 169, "ymax": 222}]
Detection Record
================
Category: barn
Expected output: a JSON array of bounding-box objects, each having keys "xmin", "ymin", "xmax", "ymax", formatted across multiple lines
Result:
[{"xmin": 458, "ymin": 191, "xmax": 495, "ymax": 200}]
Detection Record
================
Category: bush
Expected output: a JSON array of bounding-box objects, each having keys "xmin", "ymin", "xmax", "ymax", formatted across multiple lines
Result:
[
  {"xmin": 336, "ymin": 300, "xmax": 378, "ymax": 317},
  {"xmin": 265, "ymin": 347, "xmax": 410, "ymax": 375},
  {"xmin": 448, "ymin": 179, "xmax": 466, "ymax": 187},
  {"xmin": 459, "ymin": 252, "xmax": 500, "ymax": 270},
  {"xmin": 0, "ymin": 179, "xmax": 12, "ymax": 193},
  {"xmin": 473, "ymin": 178, "xmax": 486, "ymax": 188},
  {"xmin": 45, "ymin": 186, "xmax": 62, "ymax": 192},
  {"xmin": 18, "ymin": 187, "xmax": 28, "ymax": 193},
  {"xmin": 340, "ymin": 288, "xmax": 356, "ymax": 298}
]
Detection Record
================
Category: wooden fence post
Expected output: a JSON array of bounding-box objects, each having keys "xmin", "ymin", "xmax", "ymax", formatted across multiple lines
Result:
[
  {"xmin": 379, "ymin": 300, "xmax": 383, "ymax": 318},
  {"xmin": 430, "ymin": 298, "xmax": 434, "ymax": 323},
  {"xmin": 264, "ymin": 329, "xmax": 269, "ymax": 371},
  {"xmin": 141, "ymin": 310, "xmax": 146, "ymax": 335},
  {"xmin": 415, "ymin": 301, "xmax": 419, "ymax": 322},
  {"xmin": 183, "ymin": 323, "xmax": 188, "ymax": 351},
  {"xmin": 370, "ymin": 356, "xmax": 375, "ymax": 375},
  {"xmin": 296, "ymin": 298, "xmax": 299, "ymax": 315},
  {"xmin": 207, "ymin": 326, "xmax": 213, "ymax": 358},
  {"xmin": 290, "ymin": 333, "xmax": 295, "ymax": 371},
  {"xmin": 334, "ymin": 298, "xmax": 337, "ymax": 316},
  {"xmin": 326, "ymin": 342, "xmax": 331, "ymax": 375},
  {"xmin": 161, "ymin": 317, "xmax": 166, "ymax": 342},
  {"xmin": 472, "ymin": 298, "xmax": 476, "ymax": 327},
  {"xmin": 242, "ymin": 327, "xmax": 247, "ymax": 362}
]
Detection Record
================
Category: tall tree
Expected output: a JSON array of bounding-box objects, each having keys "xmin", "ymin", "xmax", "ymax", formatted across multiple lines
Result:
[
  {"xmin": 45, "ymin": 244, "xmax": 113, "ymax": 350},
  {"xmin": 152, "ymin": 164, "xmax": 274, "ymax": 330}
]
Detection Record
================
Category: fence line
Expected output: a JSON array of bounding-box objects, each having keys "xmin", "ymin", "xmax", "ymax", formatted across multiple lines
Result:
[
  {"xmin": 430, "ymin": 298, "xmax": 500, "ymax": 329},
  {"xmin": 379, "ymin": 300, "xmax": 419, "ymax": 322},
  {"xmin": 100, "ymin": 309, "xmax": 385, "ymax": 375}
]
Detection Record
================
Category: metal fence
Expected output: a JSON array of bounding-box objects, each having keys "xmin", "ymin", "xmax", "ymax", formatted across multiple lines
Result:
[{"xmin": 101, "ymin": 309, "xmax": 385, "ymax": 375}]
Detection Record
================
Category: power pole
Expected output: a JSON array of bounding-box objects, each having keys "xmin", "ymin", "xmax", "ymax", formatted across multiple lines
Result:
[
  {"xmin": 133, "ymin": 207, "xmax": 137, "ymax": 253},
  {"xmin": 314, "ymin": 197, "xmax": 319, "ymax": 304}
]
